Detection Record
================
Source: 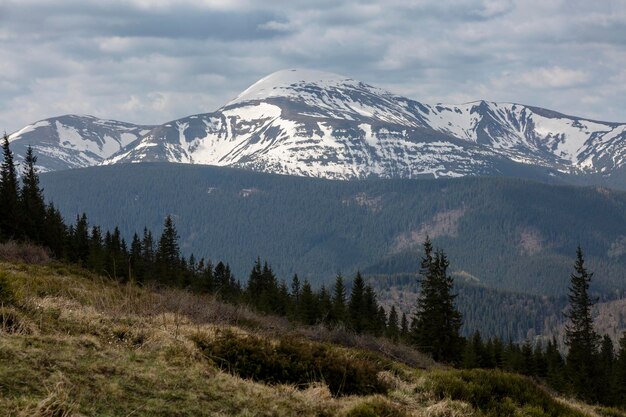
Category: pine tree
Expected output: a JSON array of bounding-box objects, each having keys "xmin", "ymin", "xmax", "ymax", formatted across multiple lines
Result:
[
  {"xmin": 87, "ymin": 226, "xmax": 104, "ymax": 273},
  {"xmin": 400, "ymin": 312, "xmax": 409, "ymax": 342},
  {"xmin": 331, "ymin": 274, "xmax": 347, "ymax": 324},
  {"xmin": 615, "ymin": 333, "xmax": 626, "ymax": 408},
  {"xmin": 545, "ymin": 337, "xmax": 566, "ymax": 391},
  {"xmin": 299, "ymin": 279, "xmax": 318, "ymax": 325},
  {"xmin": 43, "ymin": 203, "xmax": 66, "ymax": 258},
  {"xmin": 564, "ymin": 246, "xmax": 600, "ymax": 402},
  {"xmin": 0, "ymin": 134, "xmax": 20, "ymax": 240},
  {"xmin": 364, "ymin": 284, "xmax": 381, "ymax": 335},
  {"xmin": 196, "ymin": 259, "xmax": 214, "ymax": 293},
  {"xmin": 533, "ymin": 343, "xmax": 548, "ymax": 378},
  {"xmin": 276, "ymin": 280, "xmax": 290, "ymax": 317},
  {"xmin": 318, "ymin": 285, "xmax": 333, "ymax": 324},
  {"xmin": 386, "ymin": 306, "xmax": 400, "ymax": 341},
  {"xmin": 348, "ymin": 272, "xmax": 366, "ymax": 333},
  {"xmin": 289, "ymin": 274, "xmax": 301, "ymax": 319},
  {"xmin": 412, "ymin": 238, "xmax": 463, "ymax": 363},
  {"xmin": 462, "ymin": 331, "xmax": 482, "ymax": 369},
  {"xmin": 130, "ymin": 233, "xmax": 143, "ymax": 283},
  {"xmin": 19, "ymin": 146, "xmax": 46, "ymax": 243},
  {"xmin": 156, "ymin": 215, "xmax": 181, "ymax": 284},
  {"xmin": 141, "ymin": 227, "xmax": 155, "ymax": 279},
  {"xmin": 72, "ymin": 214, "xmax": 90, "ymax": 264},
  {"xmin": 598, "ymin": 335, "xmax": 615, "ymax": 405}
]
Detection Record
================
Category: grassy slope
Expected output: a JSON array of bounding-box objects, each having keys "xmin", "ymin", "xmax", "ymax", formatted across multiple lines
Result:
[{"xmin": 0, "ymin": 260, "xmax": 623, "ymax": 417}]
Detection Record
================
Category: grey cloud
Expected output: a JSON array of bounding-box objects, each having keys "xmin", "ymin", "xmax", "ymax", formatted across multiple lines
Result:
[{"xmin": 1, "ymin": 0, "xmax": 626, "ymax": 132}]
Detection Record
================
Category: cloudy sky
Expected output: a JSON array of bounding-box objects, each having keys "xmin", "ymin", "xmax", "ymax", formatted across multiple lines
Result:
[{"xmin": 1, "ymin": 0, "xmax": 625, "ymax": 133}]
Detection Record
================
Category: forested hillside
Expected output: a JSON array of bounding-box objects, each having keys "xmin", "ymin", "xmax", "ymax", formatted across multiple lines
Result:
[{"xmin": 41, "ymin": 162, "xmax": 626, "ymax": 296}]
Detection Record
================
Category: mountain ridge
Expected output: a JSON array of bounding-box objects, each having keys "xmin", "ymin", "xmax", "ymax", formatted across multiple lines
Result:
[{"xmin": 8, "ymin": 69, "xmax": 626, "ymax": 183}]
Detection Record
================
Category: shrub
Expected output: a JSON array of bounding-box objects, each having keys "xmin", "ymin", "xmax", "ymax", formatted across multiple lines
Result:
[
  {"xmin": 0, "ymin": 241, "xmax": 50, "ymax": 264},
  {"xmin": 346, "ymin": 398, "xmax": 406, "ymax": 417},
  {"xmin": 427, "ymin": 369, "xmax": 587, "ymax": 417},
  {"xmin": 194, "ymin": 330, "xmax": 388, "ymax": 396}
]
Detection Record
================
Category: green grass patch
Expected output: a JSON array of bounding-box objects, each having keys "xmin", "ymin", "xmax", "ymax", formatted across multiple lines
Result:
[{"xmin": 427, "ymin": 369, "xmax": 587, "ymax": 417}]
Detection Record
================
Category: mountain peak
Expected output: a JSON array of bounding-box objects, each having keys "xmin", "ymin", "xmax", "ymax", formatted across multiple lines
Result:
[{"xmin": 228, "ymin": 68, "xmax": 362, "ymax": 105}]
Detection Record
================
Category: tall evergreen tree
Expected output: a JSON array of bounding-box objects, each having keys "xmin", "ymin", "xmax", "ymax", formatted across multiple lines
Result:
[
  {"xmin": 318, "ymin": 285, "xmax": 333, "ymax": 324},
  {"xmin": 72, "ymin": 214, "xmax": 90, "ymax": 264},
  {"xmin": 19, "ymin": 146, "xmax": 46, "ymax": 242},
  {"xmin": 386, "ymin": 306, "xmax": 400, "ymax": 341},
  {"xmin": 87, "ymin": 226, "xmax": 104, "ymax": 273},
  {"xmin": 156, "ymin": 215, "xmax": 181, "ymax": 284},
  {"xmin": 348, "ymin": 272, "xmax": 366, "ymax": 333},
  {"xmin": 363, "ymin": 284, "xmax": 381, "ymax": 335},
  {"xmin": 129, "ymin": 232, "xmax": 143, "ymax": 282},
  {"xmin": 299, "ymin": 279, "xmax": 318, "ymax": 325},
  {"xmin": 545, "ymin": 337, "xmax": 566, "ymax": 391},
  {"xmin": 598, "ymin": 335, "xmax": 615, "ymax": 405},
  {"xmin": 615, "ymin": 332, "xmax": 626, "ymax": 407},
  {"xmin": 400, "ymin": 312, "xmax": 409, "ymax": 342},
  {"xmin": 289, "ymin": 274, "xmax": 301, "ymax": 319},
  {"xmin": 43, "ymin": 203, "xmax": 66, "ymax": 258},
  {"xmin": 412, "ymin": 238, "xmax": 463, "ymax": 363},
  {"xmin": 0, "ymin": 134, "xmax": 20, "ymax": 239},
  {"xmin": 331, "ymin": 274, "xmax": 347, "ymax": 324},
  {"xmin": 564, "ymin": 246, "xmax": 600, "ymax": 402}
]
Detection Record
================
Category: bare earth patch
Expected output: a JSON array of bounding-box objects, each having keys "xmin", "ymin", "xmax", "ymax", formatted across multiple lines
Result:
[
  {"xmin": 518, "ymin": 228, "xmax": 544, "ymax": 255},
  {"xmin": 391, "ymin": 208, "xmax": 466, "ymax": 253}
]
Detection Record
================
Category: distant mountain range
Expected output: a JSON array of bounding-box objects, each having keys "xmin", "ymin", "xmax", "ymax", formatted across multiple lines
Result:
[{"xmin": 8, "ymin": 69, "xmax": 626, "ymax": 184}]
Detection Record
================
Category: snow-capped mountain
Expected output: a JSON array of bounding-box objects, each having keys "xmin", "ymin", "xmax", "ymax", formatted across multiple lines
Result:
[
  {"xmin": 7, "ymin": 115, "xmax": 154, "ymax": 172},
  {"xmin": 9, "ymin": 69, "xmax": 626, "ymax": 180}
]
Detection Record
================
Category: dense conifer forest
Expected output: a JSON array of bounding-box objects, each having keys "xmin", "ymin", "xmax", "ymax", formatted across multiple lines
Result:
[
  {"xmin": 2, "ymin": 134, "xmax": 626, "ymax": 409},
  {"xmin": 39, "ymin": 162, "xmax": 626, "ymax": 297}
]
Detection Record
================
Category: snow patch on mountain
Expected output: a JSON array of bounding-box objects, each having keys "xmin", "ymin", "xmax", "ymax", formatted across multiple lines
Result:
[{"xmin": 9, "ymin": 69, "xmax": 626, "ymax": 181}]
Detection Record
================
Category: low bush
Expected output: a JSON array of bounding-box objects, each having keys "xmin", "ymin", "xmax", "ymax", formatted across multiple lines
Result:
[
  {"xmin": 0, "ymin": 241, "xmax": 50, "ymax": 265},
  {"xmin": 346, "ymin": 398, "xmax": 406, "ymax": 417},
  {"xmin": 427, "ymin": 369, "xmax": 586, "ymax": 417},
  {"xmin": 194, "ymin": 330, "xmax": 388, "ymax": 397}
]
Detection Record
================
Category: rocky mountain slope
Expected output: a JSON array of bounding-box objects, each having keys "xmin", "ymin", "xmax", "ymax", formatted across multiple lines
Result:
[
  {"xmin": 7, "ymin": 114, "xmax": 154, "ymax": 172},
  {"xmin": 8, "ymin": 69, "xmax": 626, "ymax": 181}
]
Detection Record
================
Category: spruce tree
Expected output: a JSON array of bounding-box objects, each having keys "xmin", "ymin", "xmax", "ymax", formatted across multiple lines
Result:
[
  {"xmin": 156, "ymin": 215, "xmax": 181, "ymax": 284},
  {"xmin": 87, "ymin": 226, "xmax": 104, "ymax": 273},
  {"xmin": 545, "ymin": 337, "xmax": 566, "ymax": 391},
  {"xmin": 299, "ymin": 279, "xmax": 318, "ymax": 325},
  {"xmin": 598, "ymin": 335, "xmax": 615, "ymax": 405},
  {"xmin": 289, "ymin": 274, "xmax": 301, "ymax": 319},
  {"xmin": 400, "ymin": 312, "xmax": 409, "ymax": 342},
  {"xmin": 43, "ymin": 203, "xmax": 66, "ymax": 258},
  {"xmin": 72, "ymin": 214, "xmax": 90, "ymax": 264},
  {"xmin": 130, "ymin": 233, "xmax": 143, "ymax": 282},
  {"xmin": 412, "ymin": 238, "xmax": 462, "ymax": 363},
  {"xmin": 318, "ymin": 285, "xmax": 333, "ymax": 324},
  {"xmin": 386, "ymin": 306, "xmax": 400, "ymax": 341},
  {"xmin": 615, "ymin": 332, "xmax": 626, "ymax": 408},
  {"xmin": 348, "ymin": 272, "xmax": 366, "ymax": 333},
  {"xmin": 331, "ymin": 274, "xmax": 347, "ymax": 324},
  {"xmin": 0, "ymin": 133, "xmax": 20, "ymax": 240},
  {"xmin": 564, "ymin": 246, "xmax": 600, "ymax": 402},
  {"xmin": 363, "ymin": 284, "xmax": 381, "ymax": 335},
  {"xmin": 19, "ymin": 146, "xmax": 46, "ymax": 243}
]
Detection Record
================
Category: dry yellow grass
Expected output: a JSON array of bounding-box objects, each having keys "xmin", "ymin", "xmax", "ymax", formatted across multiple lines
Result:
[{"xmin": 0, "ymin": 260, "xmax": 621, "ymax": 417}]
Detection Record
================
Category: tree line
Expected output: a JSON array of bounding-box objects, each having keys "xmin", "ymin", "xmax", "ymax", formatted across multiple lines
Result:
[
  {"xmin": 0, "ymin": 135, "xmax": 401, "ymax": 338},
  {"xmin": 404, "ymin": 233, "xmax": 626, "ymax": 407},
  {"xmin": 2, "ymin": 135, "xmax": 625, "ymax": 408}
]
